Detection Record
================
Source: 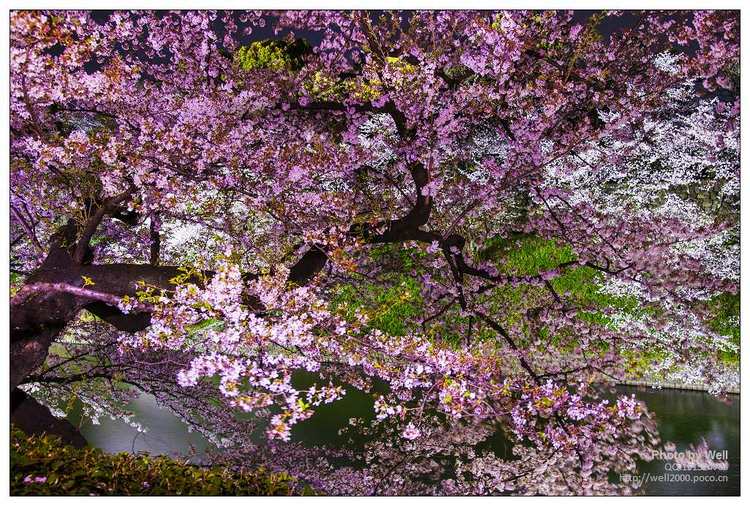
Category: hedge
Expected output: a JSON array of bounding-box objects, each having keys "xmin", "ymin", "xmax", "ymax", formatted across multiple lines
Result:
[{"xmin": 10, "ymin": 426, "xmax": 308, "ymax": 496}]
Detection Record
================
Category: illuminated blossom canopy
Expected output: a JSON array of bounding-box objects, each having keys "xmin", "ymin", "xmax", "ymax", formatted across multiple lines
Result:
[{"xmin": 10, "ymin": 10, "xmax": 739, "ymax": 495}]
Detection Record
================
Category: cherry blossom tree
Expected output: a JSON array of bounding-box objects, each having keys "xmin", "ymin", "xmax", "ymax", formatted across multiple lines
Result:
[{"xmin": 10, "ymin": 10, "xmax": 739, "ymax": 495}]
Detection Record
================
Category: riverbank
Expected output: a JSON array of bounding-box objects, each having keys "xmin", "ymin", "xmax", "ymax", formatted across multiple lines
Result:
[{"xmin": 616, "ymin": 379, "xmax": 739, "ymax": 395}]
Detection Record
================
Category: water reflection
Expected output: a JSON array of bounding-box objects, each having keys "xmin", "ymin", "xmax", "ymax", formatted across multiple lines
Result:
[
  {"xmin": 617, "ymin": 386, "xmax": 740, "ymax": 496},
  {"xmin": 69, "ymin": 385, "xmax": 739, "ymax": 495},
  {"xmin": 71, "ymin": 394, "xmax": 211, "ymax": 463}
]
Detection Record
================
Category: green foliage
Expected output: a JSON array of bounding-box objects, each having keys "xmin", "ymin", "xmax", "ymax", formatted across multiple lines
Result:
[
  {"xmin": 301, "ymin": 54, "xmax": 420, "ymax": 103},
  {"xmin": 234, "ymin": 39, "xmax": 310, "ymax": 71},
  {"xmin": 551, "ymin": 266, "xmax": 645, "ymax": 320},
  {"xmin": 708, "ymin": 292, "xmax": 740, "ymax": 342},
  {"xmin": 474, "ymin": 235, "xmax": 651, "ymax": 357},
  {"xmin": 484, "ymin": 234, "xmax": 577, "ymax": 276},
  {"xmin": 10, "ymin": 427, "xmax": 306, "ymax": 496},
  {"xmin": 328, "ymin": 233, "xmax": 737, "ymax": 375},
  {"xmin": 384, "ymin": 56, "xmax": 418, "ymax": 74},
  {"xmin": 304, "ymin": 70, "xmax": 383, "ymax": 102},
  {"xmin": 485, "ymin": 235, "xmax": 642, "ymax": 315},
  {"xmin": 369, "ymin": 242, "xmax": 427, "ymax": 271},
  {"xmin": 621, "ymin": 348, "xmax": 671, "ymax": 378},
  {"xmin": 707, "ymin": 292, "xmax": 740, "ymax": 364},
  {"xmin": 331, "ymin": 274, "xmax": 422, "ymax": 337},
  {"xmin": 330, "ymin": 244, "xmax": 425, "ymax": 336},
  {"xmin": 186, "ymin": 317, "xmax": 225, "ymax": 336}
]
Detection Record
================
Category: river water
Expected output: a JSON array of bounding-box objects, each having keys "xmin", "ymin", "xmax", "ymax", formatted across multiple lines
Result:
[{"xmin": 71, "ymin": 384, "xmax": 740, "ymax": 495}]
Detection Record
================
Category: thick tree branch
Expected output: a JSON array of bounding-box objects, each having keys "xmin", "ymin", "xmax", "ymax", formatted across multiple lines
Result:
[
  {"xmin": 11, "ymin": 282, "xmax": 152, "ymax": 312},
  {"xmin": 287, "ymin": 245, "xmax": 328, "ymax": 286},
  {"xmin": 72, "ymin": 189, "xmax": 133, "ymax": 264},
  {"xmin": 149, "ymin": 213, "xmax": 161, "ymax": 266}
]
